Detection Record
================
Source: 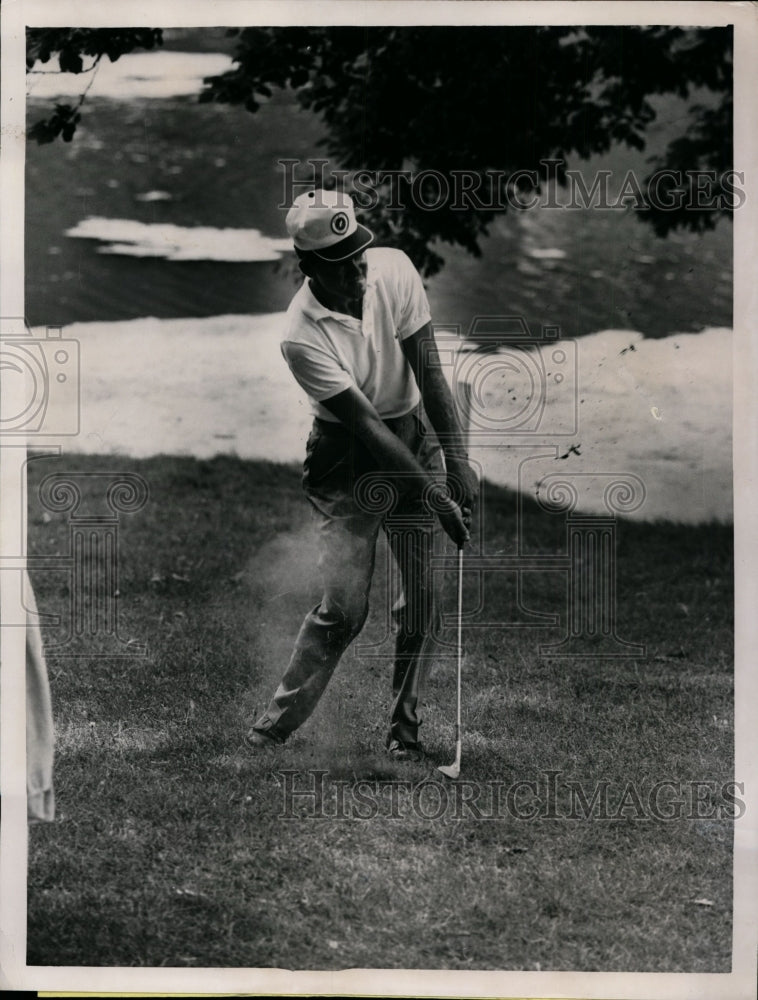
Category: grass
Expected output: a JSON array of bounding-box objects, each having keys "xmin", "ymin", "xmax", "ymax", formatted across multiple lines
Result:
[{"xmin": 26, "ymin": 452, "xmax": 734, "ymax": 970}]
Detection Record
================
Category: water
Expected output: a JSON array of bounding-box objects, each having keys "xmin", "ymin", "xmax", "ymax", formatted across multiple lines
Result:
[
  {"xmin": 26, "ymin": 88, "xmax": 732, "ymax": 340},
  {"xmin": 22, "ymin": 69, "xmax": 733, "ymax": 522}
]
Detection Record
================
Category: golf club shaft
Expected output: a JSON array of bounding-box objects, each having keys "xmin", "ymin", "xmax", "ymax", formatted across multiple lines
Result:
[
  {"xmin": 437, "ymin": 547, "xmax": 464, "ymax": 778},
  {"xmin": 456, "ymin": 545, "xmax": 463, "ymax": 736}
]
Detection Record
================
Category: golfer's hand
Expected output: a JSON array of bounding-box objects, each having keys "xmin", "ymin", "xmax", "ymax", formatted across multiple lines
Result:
[
  {"xmin": 428, "ymin": 486, "xmax": 470, "ymax": 548},
  {"xmin": 445, "ymin": 459, "xmax": 479, "ymax": 534}
]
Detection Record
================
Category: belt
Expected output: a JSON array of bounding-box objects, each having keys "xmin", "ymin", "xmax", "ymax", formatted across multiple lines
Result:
[{"xmin": 314, "ymin": 405, "xmax": 420, "ymax": 436}]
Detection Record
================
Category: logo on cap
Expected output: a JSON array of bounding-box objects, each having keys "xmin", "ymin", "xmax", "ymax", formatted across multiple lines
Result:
[{"xmin": 331, "ymin": 212, "xmax": 349, "ymax": 235}]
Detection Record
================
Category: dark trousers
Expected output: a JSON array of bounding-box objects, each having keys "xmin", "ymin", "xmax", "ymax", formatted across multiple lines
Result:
[{"xmin": 253, "ymin": 408, "xmax": 443, "ymax": 747}]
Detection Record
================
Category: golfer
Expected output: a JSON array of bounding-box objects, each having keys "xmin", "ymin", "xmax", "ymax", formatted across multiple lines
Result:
[{"xmin": 246, "ymin": 189, "xmax": 478, "ymax": 760}]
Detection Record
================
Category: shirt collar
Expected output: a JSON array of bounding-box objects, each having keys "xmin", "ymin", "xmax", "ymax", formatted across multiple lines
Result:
[
  {"xmin": 297, "ymin": 265, "xmax": 376, "ymax": 324},
  {"xmin": 299, "ymin": 279, "xmax": 335, "ymax": 321}
]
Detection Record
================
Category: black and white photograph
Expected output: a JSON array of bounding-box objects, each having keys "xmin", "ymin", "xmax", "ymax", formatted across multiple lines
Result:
[{"xmin": 1, "ymin": 1, "xmax": 756, "ymax": 996}]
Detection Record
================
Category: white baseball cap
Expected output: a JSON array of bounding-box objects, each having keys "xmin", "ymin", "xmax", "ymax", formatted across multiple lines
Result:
[{"xmin": 285, "ymin": 189, "xmax": 374, "ymax": 261}]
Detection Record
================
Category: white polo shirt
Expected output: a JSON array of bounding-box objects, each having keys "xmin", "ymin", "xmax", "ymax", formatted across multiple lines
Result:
[{"xmin": 281, "ymin": 247, "xmax": 431, "ymax": 422}]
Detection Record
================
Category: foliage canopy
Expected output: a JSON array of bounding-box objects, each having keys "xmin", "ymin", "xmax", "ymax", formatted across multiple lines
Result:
[{"xmin": 26, "ymin": 25, "xmax": 733, "ymax": 275}]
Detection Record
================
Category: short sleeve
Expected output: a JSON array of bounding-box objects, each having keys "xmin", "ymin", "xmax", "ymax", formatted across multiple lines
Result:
[
  {"xmin": 281, "ymin": 340, "xmax": 354, "ymax": 401},
  {"xmin": 394, "ymin": 251, "xmax": 432, "ymax": 340}
]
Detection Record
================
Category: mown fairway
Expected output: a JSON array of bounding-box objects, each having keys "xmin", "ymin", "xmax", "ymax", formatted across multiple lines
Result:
[{"xmin": 26, "ymin": 453, "xmax": 734, "ymax": 970}]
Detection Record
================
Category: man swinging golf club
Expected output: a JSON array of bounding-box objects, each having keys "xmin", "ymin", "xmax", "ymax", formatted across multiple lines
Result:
[{"xmin": 246, "ymin": 189, "xmax": 478, "ymax": 762}]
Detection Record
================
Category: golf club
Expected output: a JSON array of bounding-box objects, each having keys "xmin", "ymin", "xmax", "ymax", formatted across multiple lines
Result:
[{"xmin": 438, "ymin": 546, "xmax": 463, "ymax": 780}]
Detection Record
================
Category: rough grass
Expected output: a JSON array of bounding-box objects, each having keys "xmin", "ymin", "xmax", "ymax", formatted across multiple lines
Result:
[{"xmin": 26, "ymin": 453, "xmax": 734, "ymax": 970}]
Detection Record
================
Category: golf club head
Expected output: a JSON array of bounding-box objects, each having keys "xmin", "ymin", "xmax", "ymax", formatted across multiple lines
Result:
[
  {"xmin": 437, "ymin": 762, "xmax": 460, "ymax": 780},
  {"xmin": 437, "ymin": 743, "xmax": 462, "ymax": 780}
]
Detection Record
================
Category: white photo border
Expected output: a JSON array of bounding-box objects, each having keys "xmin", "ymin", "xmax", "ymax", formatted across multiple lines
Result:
[{"xmin": 2, "ymin": 1, "xmax": 756, "ymax": 997}]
